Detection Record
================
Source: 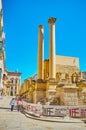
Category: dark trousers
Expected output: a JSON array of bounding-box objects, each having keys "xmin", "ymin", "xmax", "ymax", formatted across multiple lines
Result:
[
  {"xmin": 11, "ymin": 105, "xmax": 14, "ymax": 111},
  {"xmin": 17, "ymin": 105, "xmax": 21, "ymax": 111}
]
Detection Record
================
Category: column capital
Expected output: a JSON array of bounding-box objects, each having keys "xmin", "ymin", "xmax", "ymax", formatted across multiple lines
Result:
[
  {"xmin": 48, "ymin": 17, "xmax": 57, "ymax": 24},
  {"xmin": 39, "ymin": 25, "xmax": 44, "ymax": 29}
]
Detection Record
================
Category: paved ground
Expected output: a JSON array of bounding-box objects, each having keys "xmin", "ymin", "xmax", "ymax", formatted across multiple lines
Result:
[
  {"xmin": 0, "ymin": 96, "xmax": 86, "ymax": 130},
  {"xmin": 0, "ymin": 108, "xmax": 86, "ymax": 130}
]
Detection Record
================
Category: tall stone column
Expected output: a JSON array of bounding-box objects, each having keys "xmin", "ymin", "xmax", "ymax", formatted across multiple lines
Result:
[
  {"xmin": 48, "ymin": 17, "xmax": 56, "ymax": 79},
  {"xmin": 38, "ymin": 25, "xmax": 44, "ymax": 79}
]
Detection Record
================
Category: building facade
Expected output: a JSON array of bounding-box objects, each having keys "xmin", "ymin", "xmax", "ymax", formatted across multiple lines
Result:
[{"xmin": 2, "ymin": 71, "xmax": 21, "ymax": 96}]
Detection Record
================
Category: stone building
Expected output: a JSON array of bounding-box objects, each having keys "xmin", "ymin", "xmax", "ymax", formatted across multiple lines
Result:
[
  {"xmin": 3, "ymin": 71, "xmax": 21, "ymax": 96},
  {"xmin": 20, "ymin": 17, "xmax": 86, "ymax": 106}
]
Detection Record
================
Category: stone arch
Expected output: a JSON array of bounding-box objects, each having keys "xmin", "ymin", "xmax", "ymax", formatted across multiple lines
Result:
[
  {"xmin": 10, "ymin": 86, "xmax": 13, "ymax": 96},
  {"xmin": 56, "ymin": 72, "xmax": 61, "ymax": 80},
  {"xmin": 65, "ymin": 73, "xmax": 69, "ymax": 80},
  {"xmin": 10, "ymin": 78, "xmax": 14, "ymax": 84},
  {"xmin": 71, "ymin": 72, "xmax": 78, "ymax": 83},
  {"xmin": 15, "ymin": 78, "xmax": 18, "ymax": 84}
]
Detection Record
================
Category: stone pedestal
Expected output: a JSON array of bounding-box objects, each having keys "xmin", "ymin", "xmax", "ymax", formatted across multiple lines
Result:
[
  {"xmin": 33, "ymin": 80, "xmax": 46, "ymax": 103},
  {"xmin": 46, "ymin": 80, "xmax": 58, "ymax": 102}
]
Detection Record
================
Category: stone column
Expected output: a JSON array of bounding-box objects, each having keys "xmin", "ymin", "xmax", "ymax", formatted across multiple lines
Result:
[
  {"xmin": 48, "ymin": 17, "xmax": 56, "ymax": 79},
  {"xmin": 38, "ymin": 25, "xmax": 44, "ymax": 79}
]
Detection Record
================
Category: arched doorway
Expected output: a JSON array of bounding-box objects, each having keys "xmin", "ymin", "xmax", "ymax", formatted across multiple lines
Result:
[
  {"xmin": 10, "ymin": 86, "xmax": 13, "ymax": 96},
  {"xmin": 10, "ymin": 91, "xmax": 13, "ymax": 96}
]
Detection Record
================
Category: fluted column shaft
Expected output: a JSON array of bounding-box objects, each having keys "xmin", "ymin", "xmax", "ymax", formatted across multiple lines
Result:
[
  {"xmin": 48, "ymin": 18, "xmax": 56, "ymax": 79},
  {"xmin": 38, "ymin": 25, "xmax": 44, "ymax": 79}
]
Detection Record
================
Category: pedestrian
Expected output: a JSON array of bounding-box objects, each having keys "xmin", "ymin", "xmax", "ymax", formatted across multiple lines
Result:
[
  {"xmin": 16, "ymin": 98, "xmax": 23, "ymax": 112},
  {"xmin": 9, "ymin": 98, "xmax": 15, "ymax": 111}
]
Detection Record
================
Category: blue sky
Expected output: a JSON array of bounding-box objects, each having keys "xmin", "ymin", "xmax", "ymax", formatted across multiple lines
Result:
[{"xmin": 2, "ymin": 0, "xmax": 86, "ymax": 83}]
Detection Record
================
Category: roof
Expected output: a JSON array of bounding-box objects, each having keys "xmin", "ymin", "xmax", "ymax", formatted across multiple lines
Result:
[{"xmin": 7, "ymin": 71, "xmax": 21, "ymax": 76}]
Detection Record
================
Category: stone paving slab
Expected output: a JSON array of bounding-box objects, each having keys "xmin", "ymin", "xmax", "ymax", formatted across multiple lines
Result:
[{"xmin": 0, "ymin": 129, "xmax": 4, "ymax": 130}]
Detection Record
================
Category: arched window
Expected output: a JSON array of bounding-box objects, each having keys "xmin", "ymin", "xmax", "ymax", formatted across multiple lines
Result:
[
  {"xmin": 15, "ymin": 78, "xmax": 18, "ymax": 84},
  {"xmin": 56, "ymin": 72, "xmax": 61, "ymax": 80},
  {"xmin": 11, "ymin": 86, "xmax": 13, "ymax": 90},
  {"xmin": 65, "ymin": 73, "xmax": 69, "ymax": 80},
  {"xmin": 71, "ymin": 73, "xmax": 78, "ymax": 83},
  {"xmin": 10, "ymin": 78, "xmax": 14, "ymax": 84}
]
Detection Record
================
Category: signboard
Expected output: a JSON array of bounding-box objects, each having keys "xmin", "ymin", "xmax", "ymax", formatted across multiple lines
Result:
[{"xmin": 23, "ymin": 101, "xmax": 86, "ymax": 117}]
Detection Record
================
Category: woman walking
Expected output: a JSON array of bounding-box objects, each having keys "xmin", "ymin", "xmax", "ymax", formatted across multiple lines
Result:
[{"xmin": 10, "ymin": 98, "xmax": 15, "ymax": 111}]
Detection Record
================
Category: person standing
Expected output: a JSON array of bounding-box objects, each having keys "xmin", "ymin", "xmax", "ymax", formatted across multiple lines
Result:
[
  {"xmin": 16, "ymin": 98, "xmax": 23, "ymax": 112},
  {"xmin": 10, "ymin": 98, "xmax": 15, "ymax": 111}
]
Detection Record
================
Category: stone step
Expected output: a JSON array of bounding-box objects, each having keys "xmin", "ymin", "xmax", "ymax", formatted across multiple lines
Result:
[{"xmin": 0, "ymin": 96, "xmax": 15, "ymax": 108}]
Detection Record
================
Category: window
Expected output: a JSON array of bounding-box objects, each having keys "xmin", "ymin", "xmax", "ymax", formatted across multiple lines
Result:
[
  {"xmin": 11, "ymin": 86, "xmax": 13, "ymax": 90},
  {"xmin": 15, "ymin": 79, "xmax": 18, "ymax": 84}
]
